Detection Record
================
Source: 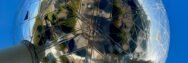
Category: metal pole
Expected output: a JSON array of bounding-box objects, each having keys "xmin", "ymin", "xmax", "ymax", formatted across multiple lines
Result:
[{"xmin": 0, "ymin": 40, "xmax": 39, "ymax": 63}]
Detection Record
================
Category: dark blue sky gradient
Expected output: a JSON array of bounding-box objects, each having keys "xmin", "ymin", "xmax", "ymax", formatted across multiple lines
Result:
[
  {"xmin": 0, "ymin": 0, "xmax": 22, "ymax": 48},
  {"xmin": 163, "ymin": 0, "xmax": 188, "ymax": 63},
  {"xmin": 0, "ymin": 0, "xmax": 188, "ymax": 62}
]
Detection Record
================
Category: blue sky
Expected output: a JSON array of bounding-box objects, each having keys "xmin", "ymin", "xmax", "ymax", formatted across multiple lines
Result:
[
  {"xmin": 0, "ymin": 0, "xmax": 22, "ymax": 48},
  {"xmin": 163, "ymin": 0, "xmax": 188, "ymax": 63},
  {"xmin": 0, "ymin": 0, "xmax": 188, "ymax": 63},
  {"xmin": 0, "ymin": 0, "xmax": 39, "ymax": 48}
]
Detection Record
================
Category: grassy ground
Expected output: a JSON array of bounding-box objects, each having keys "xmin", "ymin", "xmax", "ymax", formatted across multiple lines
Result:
[{"xmin": 32, "ymin": 16, "xmax": 44, "ymax": 46}]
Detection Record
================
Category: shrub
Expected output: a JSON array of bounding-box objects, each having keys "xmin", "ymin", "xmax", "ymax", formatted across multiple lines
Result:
[
  {"xmin": 59, "ymin": 55, "xmax": 69, "ymax": 63},
  {"xmin": 59, "ymin": 43, "xmax": 67, "ymax": 52},
  {"xmin": 45, "ymin": 12, "xmax": 57, "ymax": 24},
  {"xmin": 33, "ymin": 17, "xmax": 43, "ymax": 46},
  {"xmin": 112, "ymin": 0, "xmax": 125, "ymax": 28},
  {"xmin": 69, "ymin": 0, "xmax": 81, "ymax": 11},
  {"xmin": 42, "ymin": 57, "xmax": 48, "ymax": 63},
  {"xmin": 61, "ymin": 17, "xmax": 76, "ymax": 33}
]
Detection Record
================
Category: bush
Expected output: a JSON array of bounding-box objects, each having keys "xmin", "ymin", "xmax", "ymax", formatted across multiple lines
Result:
[
  {"xmin": 57, "ymin": 5, "xmax": 77, "ymax": 33},
  {"xmin": 66, "ymin": 5, "xmax": 77, "ymax": 18},
  {"xmin": 37, "ymin": 25, "xmax": 44, "ymax": 33},
  {"xmin": 59, "ymin": 43, "xmax": 67, "ymax": 52},
  {"xmin": 110, "ymin": 24, "xmax": 128, "ymax": 46},
  {"xmin": 110, "ymin": 31, "xmax": 127, "ymax": 45},
  {"xmin": 59, "ymin": 55, "xmax": 69, "ymax": 63},
  {"xmin": 42, "ymin": 57, "xmax": 48, "ymax": 63},
  {"xmin": 45, "ymin": 12, "xmax": 57, "ymax": 24},
  {"xmin": 117, "ymin": 31, "xmax": 128, "ymax": 45},
  {"xmin": 61, "ymin": 17, "xmax": 76, "ymax": 33},
  {"xmin": 69, "ymin": 0, "xmax": 81, "ymax": 11},
  {"xmin": 60, "ymin": 6, "xmax": 65, "ymax": 13},
  {"xmin": 112, "ymin": 0, "xmax": 125, "ymax": 28},
  {"xmin": 111, "ymin": 0, "xmax": 127, "ymax": 44},
  {"xmin": 33, "ymin": 17, "xmax": 43, "ymax": 46}
]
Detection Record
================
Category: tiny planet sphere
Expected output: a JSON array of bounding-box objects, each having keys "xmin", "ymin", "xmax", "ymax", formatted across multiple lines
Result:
[{"xmin": 16, "ymin": 0, "xmax": 170, "ymax": 63}]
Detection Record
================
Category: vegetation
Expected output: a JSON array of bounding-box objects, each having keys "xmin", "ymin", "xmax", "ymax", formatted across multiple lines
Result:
[
  {"xmin": 117, "ymin": 31, "xmax": 128, "ymax": 45},
  {"xmin": 110, "ymin": 25, "xmax": 128, "ymax": 46},
  {"xmin": 45, "ymin": 29, "xmax": 57, "ymax": 41},
  {"xmin": 51, "ymin": 59, "xmax": 57, "ymax": 63},
  {"xmin": 60, "ymin": 6, "xmax": 65, "ymax": 13},
  {"xmin": 32, "ymin": 1, "xmax": 82, "ymax": 62},
  {"xmin": 33, "ymin": 16, "xmax": 57, "ymax": 46},
  {"xmin": 41, "ymin": 57, "xmax": 48, "ymax": 63},
  {"xmin": 112, "ymin": 0, "xmax": 125, "ymax": 27},
  {"xmin": 56, "ymin": 5, "xmax": 77, "ymax": 33},
  {"xmin": 41, "ymin": 56, "xmax": 57, "ymax": 63},
  {"xmin": 68, "ymin": 0, "xmax": 81, "ymax": 11},
  {"xmin": 126, "ymin": 59, "xmax": 153, "ymax": 63},
  {"xmin": 33, "ymin": 17, "xmax": 46, "ymax": 46},
  {"xmin": 111, "ymin": 0, "xmax": 127, "ymax": 43},
  {"xmin": 33, "ymin": 0, "xmax": 80, "ymax": 46},
  {"xmin": 61, "ymin": 17, "xmax": 76, "ymax": 33},
  {"xmin": 45, "ymin": 12, "xmax": 57, "ymax": 24},
  {"xmin": 110, "ymin": 0, "xmax": 128, "ymax": 55},
  {"xmin": 59, "ymin": 43, "xmax": 67, "ymax": 52},
  {"xmin": 59, "ymin": 55, "xmax": 70, "ymax": 63}
]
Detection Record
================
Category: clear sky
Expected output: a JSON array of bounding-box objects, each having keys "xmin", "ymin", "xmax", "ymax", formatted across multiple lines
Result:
[
  {"xmin": 0, "ymin": 0, "xmax": 188, "ymax": 63},
  {"xmin": 0, "ymin": 0, "xmax": 39, "ymax": 48},
  {"xmin": 0, "ymin": 0, "xmax": 22, "ymax": 48},
  {"xmin": 163, "ymin": 0, "xmax": 188, "ymax": 63}
]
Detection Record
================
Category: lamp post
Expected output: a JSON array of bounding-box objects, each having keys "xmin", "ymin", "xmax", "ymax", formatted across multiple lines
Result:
[{"xmin": 0, "ymin": 40, "xmax": 41, "ymax": 63}]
